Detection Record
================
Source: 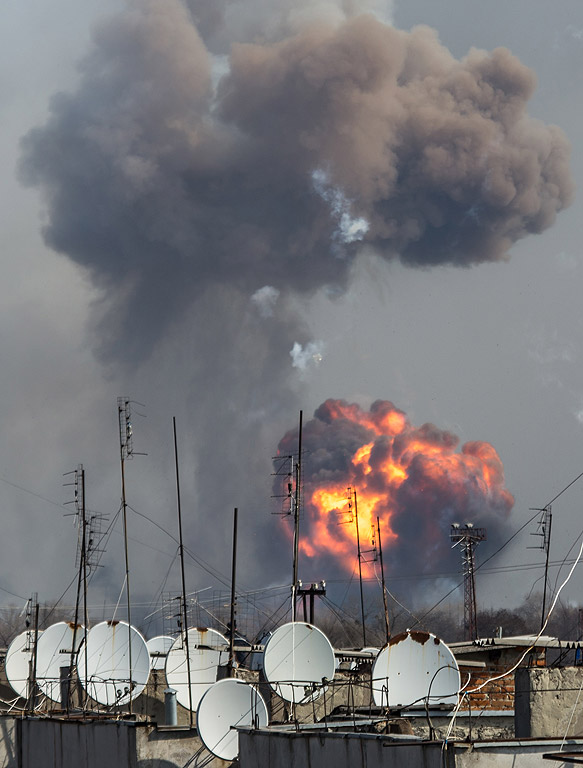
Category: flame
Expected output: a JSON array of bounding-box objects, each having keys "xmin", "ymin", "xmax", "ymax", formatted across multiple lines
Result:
[{"xmin": 277, "ymin": 399, "xmax": 514, "ymax": 578}]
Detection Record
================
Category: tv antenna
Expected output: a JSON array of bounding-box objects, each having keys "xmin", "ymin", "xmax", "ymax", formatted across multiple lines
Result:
[
  {"xmin": 529, "ymin": 505, "xmax": 552, "ymax": 631},
  {"xmin": 271, "ymin": 411, "xmax": 304, "ymax": 621},
  {"xmin": 117, "ymin": 396, "xmax": 145, "ymax": 714}
]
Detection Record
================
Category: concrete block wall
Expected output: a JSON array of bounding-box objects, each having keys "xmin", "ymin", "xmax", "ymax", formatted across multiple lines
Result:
[{"xmin": 515, "ymin": 666, "xmax": 583, "ymax": 738}]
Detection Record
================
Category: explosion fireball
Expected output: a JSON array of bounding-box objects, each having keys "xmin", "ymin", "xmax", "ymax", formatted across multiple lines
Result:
[{"xmin": 276, "ymin": 399, "xmax": 514, "ymax": 580}]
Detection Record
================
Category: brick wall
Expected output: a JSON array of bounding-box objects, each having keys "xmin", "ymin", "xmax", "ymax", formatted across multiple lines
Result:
[{"xmin": 457, "ymin": 647, "xmax": 544, "ymax": 711}]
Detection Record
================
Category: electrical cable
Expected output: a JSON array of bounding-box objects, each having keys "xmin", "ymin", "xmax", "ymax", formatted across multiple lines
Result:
[{"xmin": 445, "ymin": 529, "xmax": 583, "ymax": 741}]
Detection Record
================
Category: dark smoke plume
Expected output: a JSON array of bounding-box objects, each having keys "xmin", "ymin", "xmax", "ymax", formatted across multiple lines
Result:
[
  {"xmin": 20, "ymin": 1, "xmax": 573, "ymax": 361},
  {"xmin": 276, "ymin": 399, "xmax": 514, "ymax": 584}
]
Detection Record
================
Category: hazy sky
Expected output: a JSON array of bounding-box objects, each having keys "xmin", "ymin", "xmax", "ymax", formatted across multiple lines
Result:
[{"xmin": 1, "ymin": 0, "xmax": 582, "ymax": 636}]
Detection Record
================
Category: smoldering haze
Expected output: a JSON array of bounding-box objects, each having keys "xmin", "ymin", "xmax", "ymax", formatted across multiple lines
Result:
[{"xmin": 18, "ymin": 0, "xmax": 573, "ymax": 595}]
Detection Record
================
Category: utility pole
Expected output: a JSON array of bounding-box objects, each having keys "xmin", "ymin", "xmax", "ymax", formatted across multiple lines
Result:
[{"xmin": 450, "ymin": 523, "xmax": 487, "ymax": 641}]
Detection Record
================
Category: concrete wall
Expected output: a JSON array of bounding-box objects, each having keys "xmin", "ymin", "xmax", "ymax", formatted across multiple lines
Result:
[
  {"xmin": 135, "ymin": 726, "xmax": 228, "ymax": 768},
  {"xmin": 239, "ymin": 729, "xmax": 450, "ymax": 768},
  {"xmin": 0, "ymin": 719, "xmax": 16, "ymax": 768},
  {"xmin": 515, "ymin": 666, "xmax": 583, "ymax": 738},
  {"xmin": 407, "ymin": 712, "xmax": 513, "ymax": 741},
  {"xmin": 454, "ymin": 739, "xmax": 583, "ymax": 767}
]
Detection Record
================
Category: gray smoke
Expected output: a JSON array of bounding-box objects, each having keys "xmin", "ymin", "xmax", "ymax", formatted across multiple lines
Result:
[
  {"xmin": 20, "ymin": 2, "xmax": 573, "ymax": 360},
  {"xmin": 18, "ymin": 0, "xmax": 573, "ymax": 595}
]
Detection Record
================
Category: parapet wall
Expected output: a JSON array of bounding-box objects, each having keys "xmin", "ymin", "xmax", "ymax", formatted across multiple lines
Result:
[{"xmin": 515, "ymin": 666, "xmax": 583, "ymax": 738}]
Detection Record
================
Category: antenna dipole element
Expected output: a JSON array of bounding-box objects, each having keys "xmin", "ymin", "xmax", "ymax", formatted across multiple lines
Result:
[{"xmin": 450, "ymin": 523, "xmax": 487, "ymax": 641}]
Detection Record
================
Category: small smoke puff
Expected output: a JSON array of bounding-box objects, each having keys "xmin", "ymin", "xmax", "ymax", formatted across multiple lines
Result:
[
  {"xmin": 290, "ymin": 341, "xmax": 324, "ymax": 370},
  {"xmin": 312, "ymin": 169, "xmax": 370, "ymax": 244},
  {"xmin": 251, "ymin": 285, "xmax": 280, "ymax": 317}
]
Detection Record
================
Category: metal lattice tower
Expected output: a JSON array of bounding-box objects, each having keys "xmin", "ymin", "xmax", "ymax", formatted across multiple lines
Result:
[{"xmin": 450, "ymin": 523, "xmax": 487, "ymax": 641}]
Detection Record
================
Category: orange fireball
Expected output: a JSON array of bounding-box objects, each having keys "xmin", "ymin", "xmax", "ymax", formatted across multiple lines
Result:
[{"xmin": 276, "ymin": 399, "xmax": 514, "ymax": 579}]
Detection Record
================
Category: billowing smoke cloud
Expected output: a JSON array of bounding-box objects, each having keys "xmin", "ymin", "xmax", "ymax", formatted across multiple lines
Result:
[
  {"xmin": 276, "ymin": 399, "xmax": 514, "ymax": 583},
  {"xmin": 17, "ymin": 0, "xmax": 571, "ymax": 596},
  {"xmin": 19, "ymin": 1, "xmax": 573, "ymax": 361}
]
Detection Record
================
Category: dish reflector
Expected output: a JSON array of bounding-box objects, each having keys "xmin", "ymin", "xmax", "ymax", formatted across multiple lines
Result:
[
  {"xmin": 372, "ymin": 630, "xmax": 460, "ymax": 708},
  {"xmin": 197, "ymin": 678, "xmax": 268, "ymax": 761},
  {"xmin": 77, "ymin": 620, "xmax": 150, "ymax": 706},
  {"xmin": 5, "ymin": 630, "xmax": 44, "ymax": 699},
  {"xmin": 262, "ymin": 622, "xmax": 335, "ymax": 704},
  {"xmin": 146, "ymin": 635, "xmax": 175, "ymax": 671},
  {"xmin": 165, "ymin": 628, "xmax": 229, "ymax": 711},
  {"xmin": 36, "ymin": 621, "xmax": 85, "ymax": 702}
]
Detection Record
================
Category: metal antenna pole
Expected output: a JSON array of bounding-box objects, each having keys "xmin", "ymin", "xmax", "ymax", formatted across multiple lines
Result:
[
  {"xmin": 377, "ymin": 517, "xmax": 390, "ymax": 643},
  {"xmin": 69, "ymin": 466, "xmax": 85, "ymax": 712},
  {"xmin": 82, "ymin": 475, "xmax": 89, "ymax": 711},
  {"xmin": 291, "ymin": 410, "xmax": 303, "ymax": 621},
  {"xmin": 541, "ymin": 506, "xmax": 553, "ymax": 631},
  {"xmin": 229, "ymin": 508, "xmax": 238, "ymax": 676},
  {"xmin": 353, "ymin": 490, "xmax": 367, "ymax": 647},
  {"xmin": 28, "ymin": 599, "xmax": 40, "ymax": 714},
  {"xmin": 118, "ymin": 398, "xmax": 133, "ymax": 715},
  {"xmin": 173, "ymin": 417, "xmax": 193, "ymax": 724}
]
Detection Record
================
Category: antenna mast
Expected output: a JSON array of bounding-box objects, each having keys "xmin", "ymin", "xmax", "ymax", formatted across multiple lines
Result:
[
  {"xmin": 118, "ymin": 396, "xmax": 134, "ymax": 714},
  {"xmin": 173, "ymin": 417, "xmax": 193, "ymax": 723},
  {"xmin": 450, "ymin": 523, "xmax": 487, "ymax": 641},
  {"xmin": 65, "ymin": 465, "xmax": 86, "ymax": 712},
  {"xmin": 377, "ymin": 516, "xmax": 390, "ymax": 642},
  {"xmin": 350, "ymin": 489, "xmax": 367, "ymax": 647},
  {"xmin": 529, "ymin": 506, "xmax": 552, "ymax": 631},
  {"xmin": 228, "ymin": 508, "xmax": 238, "ymax": 676},
  {"xmin": 291, "ymin": 410, "xmax": 303, "ymax": 621}
]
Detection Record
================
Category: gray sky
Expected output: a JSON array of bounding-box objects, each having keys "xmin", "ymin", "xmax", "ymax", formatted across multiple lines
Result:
[{"xmin": 1, "ymin": 0, "xmax": 582, "ymax": 635}]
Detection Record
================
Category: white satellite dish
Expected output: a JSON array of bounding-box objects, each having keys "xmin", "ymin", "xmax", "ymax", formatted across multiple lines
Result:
[
  {"xmin": 77, "ymin": 620, "xmax": 150, "ymax": 707},
  {"xmin": 5, "ymin": 629, "xmax": 44, "ymax": 699},
  {"xmin": 262, "ymin": 622, "xmax": 335, "ymax": 704},
  {"xmin": 36, "ymin": 621, "xmax": 85, "ymax": 702},
  {"xmin": 372, "ymin": 630, "xmax": 460, "ymax": 709},
  {"xmin": 146, "ymin": 635, "xmax": 175, "ymax": 671},
  {"xmin": 197, "ymin": 678, "xmax": 268, "ymax": 761},
  {"xmin": 165, "ymin": 628, "xmax": 229, "ymax": 711}
]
